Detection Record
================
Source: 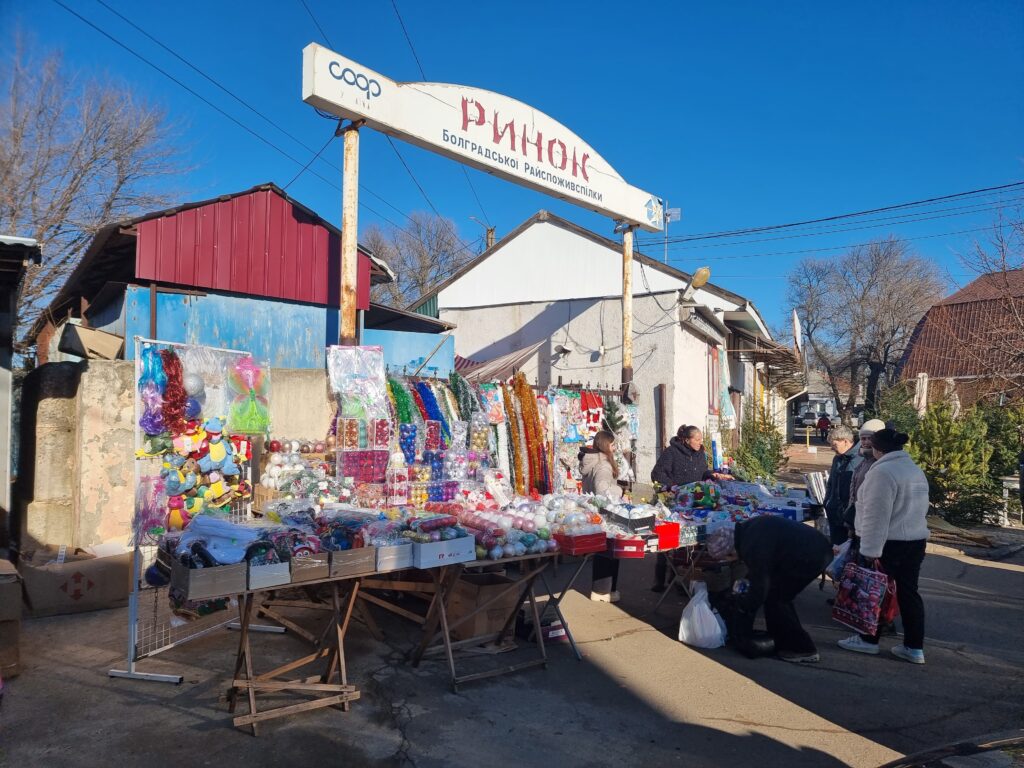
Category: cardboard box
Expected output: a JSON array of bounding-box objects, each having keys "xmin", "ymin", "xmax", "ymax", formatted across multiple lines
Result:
[
  {"xmin": 608, "ymin": 537, "xmax": 646, "ymax": 559},
  {"xmin": 329, "ymin": 547, "xmax": 377, "ymax": 578},
  {"xmin": 0, "ymin": 560, "xmax": 22, "ymax": 621},
  {"xmin": 412, "ymin": 536, "xmax": 476, "ymax": 569},
  {"xmin": 376, "ymin": 543, "xmax": 413, "ymax": 572},
  {"xmin": 20, "ymin": 549, "xmax": 131, "ymax": 618},
  {"xmin": 552, "ymin": 532, "xmax": 607, "ymax": 556},
  {"xmin": 448, "ymin": 573, "xmax": 521, "ymax": 641},
  {"xmin": 248, "ymin": 562, "xmax": 291, "ymax": 590},
  {"xmin": 57, "ymin": 322, "xmax": 124, "ymax": 360},
  {"xmin": 290, "ymin": 553, "xmax": 330, "ymax": 583},
  {"xmin": 170, "ymin": 559, "xmax": 247, "ymax": 601}
]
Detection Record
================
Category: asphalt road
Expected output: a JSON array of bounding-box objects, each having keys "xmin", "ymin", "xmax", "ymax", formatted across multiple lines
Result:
[{"xmin": 2, "ymin": 540, "xmax": 1021, "ymax": 768}]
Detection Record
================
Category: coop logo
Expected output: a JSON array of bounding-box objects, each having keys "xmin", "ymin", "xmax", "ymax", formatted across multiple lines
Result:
[{"xmin": 328, "ymin": 61, "xmax": 382, "ymax": 99}]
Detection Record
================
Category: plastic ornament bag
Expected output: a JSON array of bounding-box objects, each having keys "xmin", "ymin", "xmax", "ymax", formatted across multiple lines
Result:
[{"xmin": 225, "ymin": 356, "xmax": 271, "ymax": 435}]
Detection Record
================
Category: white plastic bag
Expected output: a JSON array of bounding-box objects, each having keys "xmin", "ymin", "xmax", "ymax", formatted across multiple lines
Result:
[
  {"xmin": 827, "ymin": 539, "xmax": 852, "ymax": 582},
  {"xmin": 678, "ymin": 582, "xmax": 726, "ymax": 649}
]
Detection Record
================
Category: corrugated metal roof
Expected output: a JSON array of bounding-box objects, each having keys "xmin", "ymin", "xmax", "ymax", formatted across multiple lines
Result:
[
  {"xmin": 938, "ymin": 269, "xmax": 1024, "ymax": 306},
  {"xmin": 136, "ymin": 188, "xmax": 339, "ymax": 305},
  {"xmin": 901, "ymin": 296, "xmax": 1024, "ymax": 379}
]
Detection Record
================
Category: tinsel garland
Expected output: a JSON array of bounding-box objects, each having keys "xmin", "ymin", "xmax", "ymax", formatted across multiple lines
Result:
[
  {"xmin": 159, "ymin": 348, "xmax": 187, "ymax": 436},
  {"xmin": 449, "ymin": 372, "xmax": 478, "ymax": 420},
  {"xmin": 514, "ymin": 373, "xmax": 547, "ymax": 493},
  {"xmin": 501, "ymin": 383, "xmax": 525, "ymax": 495},
  {"xmin": 441, "ymin": 385, "xmax": 462, "ymax": 429},
  {"xmin": 415, "ymin": 381, "xmax": 451, "ymax": 446},
  {"xmin": 495, "ymin": 422, "xmax": 512, "ymax": 480},
  {"xmin": 388, "ymin": 377, "xmax": 415, "ymax": 424},
  {"xmin": 429, "ymin": 381, "xmax": 457, "ymax": 436},
  {"xmin": 409, "ymin": 383, "xmax": 430, "ymax": 422}
]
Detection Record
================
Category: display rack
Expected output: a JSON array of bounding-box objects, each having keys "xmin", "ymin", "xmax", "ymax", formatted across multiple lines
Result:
[{"xmin": 109, "ymin": 336, "xmax": 255, "ymax": 685}]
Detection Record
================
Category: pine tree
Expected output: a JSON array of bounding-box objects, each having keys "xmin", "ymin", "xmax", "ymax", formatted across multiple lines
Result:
[
  {"xmin": 602, "ymin": 398, "xmax": 626, "ymax": 435},
  {"xmin": 909, "ymin": 403, "xmax": 997, "ymax": 522}
]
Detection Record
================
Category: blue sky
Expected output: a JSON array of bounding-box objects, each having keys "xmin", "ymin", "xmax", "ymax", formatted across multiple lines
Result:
[{"xmin": 8, "ymin": 1, "xmax": 1024, "ymax": 326}]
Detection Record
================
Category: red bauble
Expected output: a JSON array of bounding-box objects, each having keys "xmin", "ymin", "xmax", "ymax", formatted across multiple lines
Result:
[{"xmin": 268, "ymin": 439, "xmax": 282, "ymax": 452}]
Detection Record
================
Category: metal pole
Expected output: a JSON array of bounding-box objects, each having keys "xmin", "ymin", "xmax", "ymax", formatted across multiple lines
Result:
[
  {"xmin": 340, "ymin": 121, "xmax": 362, "ymax": 345},
  {"xmin": 621, "ymin": 226, "xmax": 634, "ymax": 389},
  {"xmin": 663, "ymin": 200, "xmax": 669, "ymax": 264}
]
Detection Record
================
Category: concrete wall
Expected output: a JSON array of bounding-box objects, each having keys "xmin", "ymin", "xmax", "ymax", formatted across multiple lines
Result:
[{"xmin": 18, "ymin": 362, "xmax": 337, "ymax": 550}]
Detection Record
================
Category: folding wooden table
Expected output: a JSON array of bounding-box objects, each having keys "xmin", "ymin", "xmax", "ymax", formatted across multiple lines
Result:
[{"xmin": 226, "ymin": 574, "xmax": 363, "ymax": 735}]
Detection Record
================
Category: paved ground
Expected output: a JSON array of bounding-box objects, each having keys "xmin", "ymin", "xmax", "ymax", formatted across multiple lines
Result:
[{"xmin": 2, "ymin": 530, "xmax": 1022, "ymax": 768}]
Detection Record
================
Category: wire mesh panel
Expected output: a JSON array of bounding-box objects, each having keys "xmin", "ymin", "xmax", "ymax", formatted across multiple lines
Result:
[{"xmin": 112, "ymin": 337, "xmax": 257, "ymax": 681}]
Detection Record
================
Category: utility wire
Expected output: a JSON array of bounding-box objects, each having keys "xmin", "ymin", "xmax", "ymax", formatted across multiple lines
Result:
[
  {"xmin": 665, "ymin": 225, "xmax": 992, "ymax": 264},
  {"xmin": 65, "ymin": 0, "xmax": 478, "ymax": 258},
  {"xmin": 651, "ymin": 196, "xmax": 1024, "ymax": 254},
  {"xmin": 283, "ymin": 131, "xmax": 336, "ymax": 190},
  {"xmin": 388, "ymin": 0, "xmax": 492, "ymax": 226},
  {"xmin": 296, "ymin": 0, "xmax": 483, "ymax": 251},
  {"xmin": 637, "ymin": 181, "xmax": 1024, "ymax": 246},
  {"xmin": 299, "ymin": 0, "xmax": 334, "ymax": 48}
]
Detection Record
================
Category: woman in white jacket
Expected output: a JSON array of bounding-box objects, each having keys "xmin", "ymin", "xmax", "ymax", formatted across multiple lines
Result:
[
  {"xmin": 838, "ymin": 429, "xmax": 930, "ymax": 664},
  {"xmin": 580, "ymin": 431, "xmax": 624, "ymax": 602}
]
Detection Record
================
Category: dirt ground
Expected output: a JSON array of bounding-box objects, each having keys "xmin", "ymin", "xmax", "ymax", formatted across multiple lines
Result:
[{"xmin": 2, "ymin": 527, "xmax": 1023, "ymax": 768}]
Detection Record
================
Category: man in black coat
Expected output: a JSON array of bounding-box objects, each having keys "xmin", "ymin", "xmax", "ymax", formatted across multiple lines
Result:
[{"xmin": 707, "ymin": 515, "xmax": 832, "ymax": 663}]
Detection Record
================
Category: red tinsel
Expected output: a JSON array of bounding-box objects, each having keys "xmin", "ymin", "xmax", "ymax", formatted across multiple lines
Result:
[{"xmin": 159, "ymin": 348, "xmax": 187, "ymax": 436}]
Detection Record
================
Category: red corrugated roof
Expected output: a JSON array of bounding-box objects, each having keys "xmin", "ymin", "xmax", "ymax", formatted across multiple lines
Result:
[
  {"xmin": 938, "ymin": 269, "xmax": 1024, "ymax": 306},
  {"xmin": 901, "ymin": 271, "xmax": 1024, "ymax": 380}
]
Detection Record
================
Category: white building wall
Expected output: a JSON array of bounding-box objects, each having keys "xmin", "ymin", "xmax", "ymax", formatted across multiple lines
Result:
[
  {"xmin": 438, "ymin": 220, "xmax": 739, "ymax": 313},
  {"xmin": 442, "ymin": 292, "xmax": 687, "ymax": 483}
]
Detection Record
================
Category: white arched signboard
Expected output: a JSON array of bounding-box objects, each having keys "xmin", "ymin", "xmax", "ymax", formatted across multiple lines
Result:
[{"xmin": 302, "ymin": 43, "xmax": 663, "ymax": 232}]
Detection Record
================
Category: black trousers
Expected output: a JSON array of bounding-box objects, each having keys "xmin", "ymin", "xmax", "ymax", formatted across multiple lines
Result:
[
  {"xmin": 592, "ymin": 554, "xmax": 620, "ymax": 591},
  {"xmin": 654, "ymin": 552, "xmax": 668, "ymax": 585},
  {"xmin": 755, "ymin": 555, "xmax": 831, "ymax": 654},
  {"xmin": 861, "ymin": 539, "xmax": 927, "ymax": 649},
  {"xmin": 825, "ymin": 507, "xmax": 850, "ymax": 547}
]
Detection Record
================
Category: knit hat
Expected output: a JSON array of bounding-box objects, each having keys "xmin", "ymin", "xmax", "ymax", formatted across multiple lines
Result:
[
  {"xmin": 870, "ymin": 428, "xmax": 910, "ymax": 453},
  {"xmin": 859, "ymin": 418, "xmax": 886, "ymax": 436},
  {"xmin": 707, "ymin": 526, "xmax": 736, "ymax": 561}
]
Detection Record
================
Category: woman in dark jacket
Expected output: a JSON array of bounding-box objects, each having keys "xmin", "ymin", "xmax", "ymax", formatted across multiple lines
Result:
[
  {"xmin": 651, "ymin": 425, "xmax": 715, "ymax": 489},
  {"xmin": 650, "ymin": 426, "xmax": 722, "ymax": 591}
]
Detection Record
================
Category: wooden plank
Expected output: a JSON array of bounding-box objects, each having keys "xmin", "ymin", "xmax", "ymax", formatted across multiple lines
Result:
[
  {"xmin": 255, "ymin": 648, "xmax": 331, "ymax": 681},
  {"xmin": 262, "ymin": 600, "xmax": 333, "ymax": 611},
  {"xmin": 232, "ymin": 679, "xmax": 357, "ymax": 693},
  {"xmin": 232, "ymin": 692, "xmax": 361, "ymax": 728},
  {"xmin": 358, "ymin": 591, "xmax": 426, "ymax": 625},
  {"xmin": 453, "ymin": 658, "xmax": 547, "ymax": 686},
  {"xmin": 257, "ymin": 606, "xmax": 318, "ymax": 645},
  {"xmin": 361, "ymin": 579, "xmax": 437, "ymax": 593}
]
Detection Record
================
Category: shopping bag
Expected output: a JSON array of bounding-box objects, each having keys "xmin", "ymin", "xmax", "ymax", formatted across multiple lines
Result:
[
  {"xmin": 678, "ymin": 582, "xmax": 726, "ymax": 649},
  {"xmin": 826, "ymin": 540, "xmax": 853, "ymax": 582},
  {"xmin": 877, "ymin": 564, "xmax": 899, "ymax": 625},
  {"xmin": 831, "ymin": 562, "xmax": 889, "ymax": 635}
]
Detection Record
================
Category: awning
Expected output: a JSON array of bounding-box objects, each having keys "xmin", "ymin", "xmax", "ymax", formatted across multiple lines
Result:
[
  {"xmin": 727, "ymin": 326, "xmax": 806, "ymax": 397},
  {"xmin": 457, "ymin": 341, "xmax": 545, "ymax": 383}
]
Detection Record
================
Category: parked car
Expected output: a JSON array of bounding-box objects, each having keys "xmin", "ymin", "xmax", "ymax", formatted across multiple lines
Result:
[{"xmin": 801, "ymin": 412, "xmax": 829, "ymax": 427}]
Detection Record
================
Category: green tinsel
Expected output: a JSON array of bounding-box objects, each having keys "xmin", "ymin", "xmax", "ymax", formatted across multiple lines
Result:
[
  {"xmin": 449, "ymin": 372, "xmax": 479, "ymax": 421},
  {"xmin": 388, "ymin": 377, "xmax": 415, "ymax": 424}
]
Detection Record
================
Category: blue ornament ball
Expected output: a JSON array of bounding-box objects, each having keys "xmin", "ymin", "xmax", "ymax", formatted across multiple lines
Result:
[{"xmin": 184, "ymin": 397, "xmax": 202, "ymax": 420}]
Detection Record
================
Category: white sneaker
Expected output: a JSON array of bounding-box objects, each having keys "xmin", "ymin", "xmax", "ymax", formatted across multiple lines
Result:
[
  {"xmin": 590, "ymin": 590, "xmax": 621, "ymax": 603},
  {"xmin": 891, "ymin": 645, "xmax": 926, "ymax": 664},
  {"xmin": 838, "ymin": 635, "xmax": 880, "ymax": 655}
]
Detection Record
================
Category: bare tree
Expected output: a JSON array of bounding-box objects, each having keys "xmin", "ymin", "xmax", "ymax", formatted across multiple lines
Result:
[
  {"xmin": 788, "ymin": 237, "xmax": 945, "ymax": 420},
  {"xmin": 366, "ymin": 212, "xmax": 477, "ymax": 308},
  {"xmin": 0, "ymin": 43, "xmax": 180, "ymax": 341}
]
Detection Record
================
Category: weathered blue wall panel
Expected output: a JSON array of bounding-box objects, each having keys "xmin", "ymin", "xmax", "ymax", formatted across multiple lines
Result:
[
  {"xmin": 362, "ymin": 329, "xmax": 454, "ymax": 377},
  {"xmin": 125, "ymin": 286, "xmax": 334, "ymax": 368},
  {"xmin": 87, "ymin": 294, "xmax": 126, "ymax": 337}
]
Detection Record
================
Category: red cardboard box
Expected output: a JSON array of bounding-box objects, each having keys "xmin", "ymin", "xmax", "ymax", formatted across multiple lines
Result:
[
  {"xmin": 654, "ymin": 522, "xmax": 681, "ymax": 551},
  {"xmin": 608, "ymin": 537, "xmax": 647, "ymax": 559},
  {"xmin": 552, "ymin": 532, "xmax": 607, "ymax": 556}
]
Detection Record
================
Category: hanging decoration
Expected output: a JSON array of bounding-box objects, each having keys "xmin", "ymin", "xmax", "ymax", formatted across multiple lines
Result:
[{"xmin": 225, "ymin": 356, "xmax": 271, "ymax": 435}]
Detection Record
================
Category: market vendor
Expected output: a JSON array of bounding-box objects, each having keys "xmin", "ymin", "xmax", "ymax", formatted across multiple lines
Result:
[
  {"xmin": 707, "ymin": 515, "xmax": 832, "ymax": 663},
  {"xmin": 651, "ymin": 426, "xmax": 728, "ymax": 592}
]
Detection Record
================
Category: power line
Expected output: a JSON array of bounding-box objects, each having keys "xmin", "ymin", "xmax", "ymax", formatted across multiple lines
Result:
[
  {"xmin": 64, "ymin": 0, "xmax": 479, "ymax": 259},
  {"xmin": 650, "ymin": 196, "xmax": 1024, "ymax": 254},
  {"xmin": 636, "ymin": 181, "xmax": 1024, "ymax": 246},
  {"xmin": 283, "ymin": 131, "xmax": 336, "ymax": 190},
  {"xmin": 294, "ymin": 0, "xmax": 482, "ymax": 253},
  {"xmin": 664, "ymin": 225, "xmax": 992, "ymax": 264},
  {"xmin": 298, "ymin": 0, "xmax": 334, "ymax": 48},
  {"xmin": 387, "ymin": 0, "xmax": 492, "ymax": 226}
]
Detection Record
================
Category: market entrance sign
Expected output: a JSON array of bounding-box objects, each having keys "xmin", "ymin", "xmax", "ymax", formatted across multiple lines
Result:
[{"xmin": 302, "ymin": 43, "xmax": 664, "ymax": 232}]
